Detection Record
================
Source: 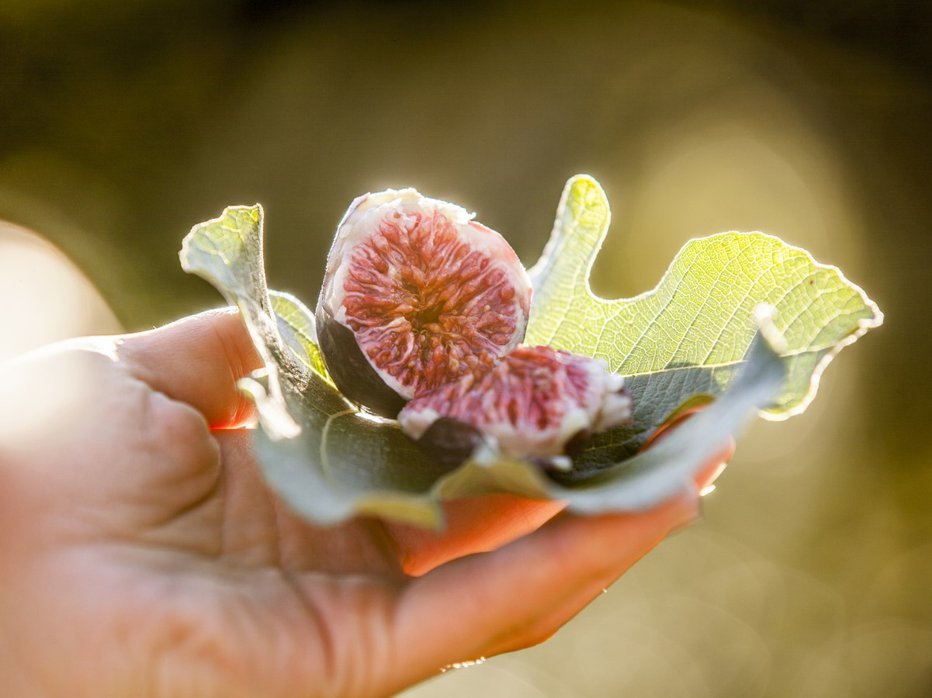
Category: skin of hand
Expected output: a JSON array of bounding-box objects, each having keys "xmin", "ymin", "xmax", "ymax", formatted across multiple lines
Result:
[{"xmin": 0, "ymin": 309, "xmax": 731, "ymax": 698}]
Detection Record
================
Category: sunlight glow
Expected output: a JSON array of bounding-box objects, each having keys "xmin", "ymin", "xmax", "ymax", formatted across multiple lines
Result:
[
  {"xmin": 0, "ymin": 222, "xmax": 119, "ymax": 361},
  {"xmin": 441, "ymin": 657, "xmax": 488, "ymax": 672}
]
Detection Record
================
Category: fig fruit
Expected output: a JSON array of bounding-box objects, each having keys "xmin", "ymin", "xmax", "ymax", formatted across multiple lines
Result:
[
  {"xmin": 316, "ymin": 189, "xmax": 533, "ymax": 417},
  {"xmin": 398, "ymin": 345, "xmax": 633, "ymax": 461}
]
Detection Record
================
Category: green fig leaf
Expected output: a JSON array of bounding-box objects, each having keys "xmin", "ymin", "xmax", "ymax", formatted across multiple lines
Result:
[
  {"xmin": 527, "ymin": 175, "xmax": 883, "ymax": 469},
  {"xmin": 179, "ymin": 177, "xmax": 882, "ymax": 528},
  {"xmin": 436, "ymin": 321, "xmax": 786, "ymax": 512},
  {"xmin": 268, "ymin": 290, "xmax": 331, "ymax": 383}
]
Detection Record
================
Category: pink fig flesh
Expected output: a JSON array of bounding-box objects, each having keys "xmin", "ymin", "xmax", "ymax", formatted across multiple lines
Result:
[
  {"xmin": 398, "ymin": 345, "xmax": 633, "ymax": 460},
  {"xmin": 317, "ymin": 189, "xmax": 532, "ymax": 417}
]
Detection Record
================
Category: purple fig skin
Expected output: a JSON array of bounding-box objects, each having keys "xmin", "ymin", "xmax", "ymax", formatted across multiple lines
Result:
[
  {"xmin": 415, "ymin": 417, "xmax": 484, "ymax": 471},
  {"xmin": 316, "ymin": 189, "xmax": 532, "ymax": 418},
  {"xmin": 315, "ymin": 301, "xmax": 407, "ymax": 418}
]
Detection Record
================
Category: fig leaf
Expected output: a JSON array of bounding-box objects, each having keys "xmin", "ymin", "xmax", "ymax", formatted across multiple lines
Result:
[
  {"xmin": 527, "ymin": 175, "xmax": 883, "ymax": 469},
  {"xmin": 179, "ymin": 179, "xmax": 882, "ymax": 528}
]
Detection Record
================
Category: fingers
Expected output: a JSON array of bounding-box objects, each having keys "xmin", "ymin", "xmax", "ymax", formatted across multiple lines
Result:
[
  {"xmin": 117, "ymin": 308, "xmax": 262, "ymax": 428},
  {"xmin": 386, "ymin": 435, "xmax": 733, "ymax": 577},
  {"xmin": 479, "ymin": 447, "xmax": 733, "ymax": 657},
  {"xmin": 387, "ymin": 491, "xmax": 699, "ymax": 690},
  {"xmin": 480, "ymin": 578, "xmax": 606, "ymax": 657},
  {"xmin": 385, "ymin": 494, "xmax": 566, "ymax": 576}
]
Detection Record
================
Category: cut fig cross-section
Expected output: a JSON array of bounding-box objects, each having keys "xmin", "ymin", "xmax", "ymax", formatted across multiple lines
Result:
[
  {"xmin": 316, "ymin": 189, "xmax": 533, "ymax": 417},
  {"xmin": 399, "ymin": 345, "xmax": 633, "ymax": 466}
]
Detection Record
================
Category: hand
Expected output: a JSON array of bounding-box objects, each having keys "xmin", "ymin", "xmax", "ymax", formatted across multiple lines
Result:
[{"xmin": 0, "ymin": 309, "xmax": 729, "ymax": 698}]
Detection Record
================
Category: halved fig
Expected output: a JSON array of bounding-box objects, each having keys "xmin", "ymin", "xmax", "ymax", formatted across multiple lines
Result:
[
  {"xmin": 316, "ymin": 189, "xmax": 533, "ymax": 417},
  {"xmin": 398, "ymin": 345, "xmax": 633, "ymax": 461}
]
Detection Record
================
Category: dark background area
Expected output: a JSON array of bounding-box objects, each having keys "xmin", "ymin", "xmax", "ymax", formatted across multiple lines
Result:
[{"xmin": 1, "ymin": 1, "xmax": 930, "ymax": 695}]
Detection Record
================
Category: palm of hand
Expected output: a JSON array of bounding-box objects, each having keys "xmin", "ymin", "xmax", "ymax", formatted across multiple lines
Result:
[{"xmin": 0, "ymin": 311, "xmax": 707, "ymax": 698}]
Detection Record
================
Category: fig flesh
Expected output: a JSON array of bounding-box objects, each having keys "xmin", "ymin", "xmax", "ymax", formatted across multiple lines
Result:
[
  {"xmin": 317, "ymin": 189, "xmax": 533, "ymax": 417},
  {"xmin": 398, "ymin": 345, "xmax": 633, "ymax": 461}
]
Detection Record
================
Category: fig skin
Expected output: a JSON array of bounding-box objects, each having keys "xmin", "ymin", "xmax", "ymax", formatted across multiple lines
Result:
[
  {"xmin": 315, "ymin": 301, "xmax": 408, "ymax": 418},
  {"xmin": 415, "ymin": 417, "xmax": 484, "ymax": 471},
  {"xmin": 316, "ymin": 189, "xmax": 532, "ymax": 418}
]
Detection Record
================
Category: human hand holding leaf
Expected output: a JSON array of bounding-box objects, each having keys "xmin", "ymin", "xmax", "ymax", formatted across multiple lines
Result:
[{"xmin": 179, "ymin": 175, "xmax": 882, "ymax": 528}]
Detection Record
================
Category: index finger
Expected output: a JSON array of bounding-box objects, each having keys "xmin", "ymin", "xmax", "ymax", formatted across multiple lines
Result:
[
  {"xmin": 388, "ymin": 430, "xmax": 734, "ymax": 577},
  {"xmin": 385, "ymin": 491, "xmax": 699, "ymax": 691},
  {"xmin": 117, "ymin": 308, "xmax": 262, "ymax": 428}
]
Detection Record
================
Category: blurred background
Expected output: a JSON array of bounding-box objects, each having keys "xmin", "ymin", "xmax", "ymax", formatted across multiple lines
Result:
[{"xmin": 1, "ymin": 0, "xmax": 929, "ymax": 695}]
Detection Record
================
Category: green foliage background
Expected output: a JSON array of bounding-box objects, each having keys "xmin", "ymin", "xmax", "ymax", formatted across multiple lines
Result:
[{"xmin": 1, "ymin": 1, "xmax": 929, "ymax": 695}]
